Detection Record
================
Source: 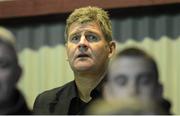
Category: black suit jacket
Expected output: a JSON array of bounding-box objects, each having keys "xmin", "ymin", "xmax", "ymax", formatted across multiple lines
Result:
[
  {"xmin": 33, "ymin": 80, "xmax": 103, "ymax": 114},
  {"xmin": 33, "ymin": 81, "xmax": 78, "ymax": 114}
]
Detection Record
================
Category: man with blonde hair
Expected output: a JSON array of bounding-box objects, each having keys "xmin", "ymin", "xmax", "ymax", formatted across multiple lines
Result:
[
  {"xmin": 33, "ymin": 6, "xmax": 116, "ymax": 114},
  {"xmin": 0, "ymin": 27, "xmax": 31, "ymax": 114}
]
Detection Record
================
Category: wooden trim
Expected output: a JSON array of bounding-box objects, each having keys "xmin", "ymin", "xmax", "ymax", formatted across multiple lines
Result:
[{"xmin": 0, "ymin": 0, "xmax": 180, "ymax": 19}]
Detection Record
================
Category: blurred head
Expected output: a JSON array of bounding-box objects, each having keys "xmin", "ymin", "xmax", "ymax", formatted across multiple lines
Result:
[
  {"xmin": 65, "ymin": 6, "xmax": 115, "ymax": 76},
  {"xmin": 104, "ymin": 47, "xmax": 162, "ymax": 102},
  {"xmin": 0, "ymin": 27, "xmax": 21, "ymax": 102}
]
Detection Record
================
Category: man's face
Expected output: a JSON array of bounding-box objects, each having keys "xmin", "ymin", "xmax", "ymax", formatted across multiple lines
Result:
[
  {"xmin": 0, "ymin": 44, "xmax": 18, "ymax": 102},
  {"xmin": 105, "ymin": 56, "xmax": 160, "ymax": 101},
  {"xmin": 66, "ymin": 22, "xmax": 114, "ymax": 74}
]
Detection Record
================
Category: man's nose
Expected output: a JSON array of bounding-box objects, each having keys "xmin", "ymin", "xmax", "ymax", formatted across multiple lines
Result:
[
  {"xmin": 78, "ymin": 35, "xmax": 88, "ymax": 52},
  {"xmin": 79, "ymin": 35, "xmax": 88, "ymax": 45},
  {"xmin": 128, "ymin": 83, "xmax": 139, "ymax": 97}
]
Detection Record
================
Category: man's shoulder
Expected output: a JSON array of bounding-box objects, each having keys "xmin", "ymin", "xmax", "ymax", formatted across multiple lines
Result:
[
  {"xmin": 37, "ymin": 80, "xmax": 75, "ymax": 100},
  {"xmin": 33, "ymin": 80, "xmax": 75, "ymax": 114}
]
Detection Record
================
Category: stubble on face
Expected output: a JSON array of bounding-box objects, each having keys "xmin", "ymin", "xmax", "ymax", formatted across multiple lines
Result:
[
  {"xmin": 107, "ymin": 57, "xmax": 158, "ymax": 101},
  {"xmin": 66, "ymin": 22, "xmax": 110, "ymax": 75}
]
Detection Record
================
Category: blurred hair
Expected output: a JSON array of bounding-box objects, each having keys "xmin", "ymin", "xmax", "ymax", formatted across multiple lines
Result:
[
  {"xmin": 0, "ymin": 26, "xmax": 18, "ymax": 64},
  {"xmin": 0, "ymin": 26, "xmax": 16, "ymax": 46},
  {"xmin": 65, "ymin": 6, "xmax": 112, "ymax": 42},
  {"xmin": 115, "ymin": 47, "xmax": 159, "ymax": 81}
]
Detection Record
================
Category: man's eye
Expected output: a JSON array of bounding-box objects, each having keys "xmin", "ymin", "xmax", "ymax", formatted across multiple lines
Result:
[
  {"xmin": 86, "ymin": 34, "xmax": 99, "ymax": 42},
  {"xmin": 69, "ymin": 35, "xmax": 80, "ymax": 43},
  {"xmin": 114, "ymin": 75, "xmax": 127, "ymax": 86},
  {"xmin": 0, "ymin": 61, "xmax": 10, "ymax": 69},
  {"xmin": 138, "ymin": 74, "xmax": 151, "ymax": 85}
]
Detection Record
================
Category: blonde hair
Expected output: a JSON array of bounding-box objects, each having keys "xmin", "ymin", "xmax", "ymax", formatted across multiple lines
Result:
[
  {"xmin": 0, "ymin": 26, "xmax": 18, "ymax": 64},
  {"xmin": 0, "ymin": 26, "xmax": 16, "ymax": 46},
  {"xmin": 65, "ymin": 6, "xmax": 112, "ymax": 42}
]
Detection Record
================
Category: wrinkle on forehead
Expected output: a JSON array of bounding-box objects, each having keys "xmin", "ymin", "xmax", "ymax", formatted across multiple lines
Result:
[
  {"xmin": 109, "ymin": 57, "xmax": 153, "ymax": 76},
  {"xmin": 68, "ymin": 22, "xmax": 102, "ymax": 37}
]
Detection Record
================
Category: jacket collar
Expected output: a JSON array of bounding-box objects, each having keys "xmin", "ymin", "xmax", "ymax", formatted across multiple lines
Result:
[
  {"xmin": 49, "ymin": 81, "xmax": 77, "ymax": 114},
  {"xmin": 49, "ymin": 76, "xmax": 106, "ymax": 114}
]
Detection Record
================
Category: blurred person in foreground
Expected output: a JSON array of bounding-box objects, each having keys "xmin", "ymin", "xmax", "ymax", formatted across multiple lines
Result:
[
  {"xmin": 0, "ymin": 26, "xmax": 31, "ymax": 114},
  {"xmin": 33, "ymin": 6, "xmax": 116, "ymax": 114},
  {"xmin": 87, "ymin": 97, "xmax": 169, "ymax": 114},
  {"xmin": 87, "ymin": 47, "xmax": 172, "ymax": 114},
  {"xmin": 102, "ymin": 47, "xmax": 172, "ymax": 114}
]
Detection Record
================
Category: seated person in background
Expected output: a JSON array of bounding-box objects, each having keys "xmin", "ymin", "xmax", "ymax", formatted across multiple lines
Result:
[
  {"xmin": 102, "ymin": 47, "xmax": 171, "ymax": 114},
  {"xmin": 0, "ymin": 27, "xmax": 31, "ymax": 114}
]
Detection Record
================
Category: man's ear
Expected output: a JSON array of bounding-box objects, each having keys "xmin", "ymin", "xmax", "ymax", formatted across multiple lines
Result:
[
  {"xmin": 156, "ymin": 83, "xmax": 163, "ymax": 99},
  {"xmin": 65, "ymin": 43, "xmax": 69, "ymax": 61},
  {"xmin": 65, "ymin": 42, "xmax": 67, "ymax": 48},
  {"xmin": 103, "ymin": 83, "xmax": 109, "ymax": 99},
  {"xmin": 103, "ymin": 83, "xmax": 114, "ymax": 101},
  {"xmin": 108, "ymin": 41, "xmax": 116, "ymax": 58},
  {"xmin": 14, "ymin": 65, "xmax": 22, "ymax": 84}
]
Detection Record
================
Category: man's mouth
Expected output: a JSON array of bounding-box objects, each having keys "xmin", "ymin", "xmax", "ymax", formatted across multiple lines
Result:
[{"xmin": 76, "ymin": 54, "xmax": 90, "ymax": 58}]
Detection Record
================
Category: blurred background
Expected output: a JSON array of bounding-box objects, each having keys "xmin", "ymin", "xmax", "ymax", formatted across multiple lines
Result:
[{"xmin": 0, "ymin": 0, "xmax": 180, "ymax": 114}]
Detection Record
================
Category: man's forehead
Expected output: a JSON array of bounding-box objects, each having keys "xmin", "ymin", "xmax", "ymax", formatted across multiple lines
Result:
[
  {"xmin": 111, "ymin": 56, "xmax": 148, "ymax": 65},
  {"xmin": 109, "ymin": 56, "xmax": 153, "ymax": 73},
  {"xmin": 68, "ymin": 22, "xmax": 100, "ymax": 35}
]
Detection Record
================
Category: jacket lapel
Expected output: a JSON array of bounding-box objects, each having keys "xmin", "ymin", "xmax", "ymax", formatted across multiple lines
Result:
[{"xmin": 49, "ymin": 81, "xmax": 77, "ymax": 114}]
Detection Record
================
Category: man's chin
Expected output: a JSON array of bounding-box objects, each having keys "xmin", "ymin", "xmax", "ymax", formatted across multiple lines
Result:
[{"xmin": 73, "ymin": 65, "xmax": 94, "ymax": 72}]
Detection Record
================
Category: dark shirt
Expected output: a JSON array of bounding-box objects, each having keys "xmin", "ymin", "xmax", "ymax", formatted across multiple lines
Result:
[
  {"xmin": 68, "ymin": 97, "xmax": 87, "ymax": 114},
  {"xmin": 33, "ymin": 80, "xmax": 104, "ymax": 115},
  {"xmin": 0, "ymin": 89, "xmax": 31, "ymax": 115},
  {"xmin": 68, "ymin": 81, "xmax": 102, "ymax": 115}
]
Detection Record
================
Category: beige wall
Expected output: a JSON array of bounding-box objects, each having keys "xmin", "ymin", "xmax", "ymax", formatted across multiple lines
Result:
[{"xmin": 18, "ymin": 36, "xmax": 180, "ymax": 114}]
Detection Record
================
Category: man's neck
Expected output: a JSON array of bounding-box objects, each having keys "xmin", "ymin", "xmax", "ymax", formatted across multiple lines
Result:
[{"xmin": 74, "ymin": 72, "xmax": 105, "ymax": 103}]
